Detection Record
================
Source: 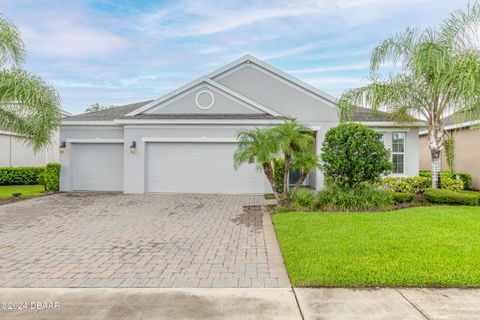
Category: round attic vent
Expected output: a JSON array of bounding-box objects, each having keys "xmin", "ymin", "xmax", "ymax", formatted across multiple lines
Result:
[{"xmin": 195, "ymin": 90, "xmax": 215, "ymax": 110}]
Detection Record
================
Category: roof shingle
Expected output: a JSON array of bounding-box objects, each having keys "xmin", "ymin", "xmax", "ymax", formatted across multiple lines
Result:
[
  {"xmin": 63, "ymin": 100, "xmax": 399, "ymax": 123},
  {"xmin": 63, "ymin": 100, "xmax": 153, "ymax": 121}
]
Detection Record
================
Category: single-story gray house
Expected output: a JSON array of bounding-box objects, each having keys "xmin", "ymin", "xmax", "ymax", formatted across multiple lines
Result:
[{"xmin": 60, "ymin": 55, "xmax": 422, "ymax": 194}]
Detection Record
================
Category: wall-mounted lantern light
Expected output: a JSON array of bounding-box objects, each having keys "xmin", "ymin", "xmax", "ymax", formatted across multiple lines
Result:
[
  {"xmin": 59, "ymin": 141, "xmax": 66, "ymax": 153},
  {"xmin": 130, "ymin": 141, "xmax": 137, "ymax": 153}
]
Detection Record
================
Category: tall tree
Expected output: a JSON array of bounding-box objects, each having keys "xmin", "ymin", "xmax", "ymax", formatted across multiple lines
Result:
[
  {"xmin": 85, "ymin": 103, "xmax": 111, "ymax": 112},
  {"xmin": 338, "ymin": 4, "xmax": 480, "ymax": 188},
  {"xmin": 0, "ymin": 14, "xmax": 61, "ymax": 151}
]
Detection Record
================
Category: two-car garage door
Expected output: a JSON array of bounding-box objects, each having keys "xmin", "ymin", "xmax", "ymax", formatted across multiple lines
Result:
[
  {"xmin": 146, "ymin": 142, "xmax": 265, "ymax": 194},
  {"xmin": 70, "ymin": 142, "xmax": 265, "ymax": 193}
]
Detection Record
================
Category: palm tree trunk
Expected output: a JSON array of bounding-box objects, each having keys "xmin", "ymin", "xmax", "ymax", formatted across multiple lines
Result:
[
  {"xmin": 283, "ymin": 154, "xmax": 291, "ymax": 195},
  {"xmin": 428, "ymin": 119, "xmax": 445, "ymax": 189},
  {"xmin": 431, "ymin": 151, "xmax": 441, "ymax": 188},
  {"xmin": 263, "ymin": 162, "xmax": 279, "ymax": 202},
  {"xmin": 292, "ymin": 171, "xmax": 309, "ymax": 193}
]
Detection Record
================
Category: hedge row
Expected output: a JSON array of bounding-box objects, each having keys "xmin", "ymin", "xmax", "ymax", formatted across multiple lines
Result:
[
  {"xmin": 0, "ymin": 167, "xmax": 45, "ymax": 185},
  {"xmin": 381, "ymin": 176, "xmax": 431, "ymax": 193},
  {"xmin": 423, "ymin": 188, "xmax": 478, "ymax": 206},
  {"xmin": 419, "ymin": 170, "xmax": 473, "ymax": 190},
  {"xmin": 0, "ymin": 164, "xmax": 61, "ymax": 191}
]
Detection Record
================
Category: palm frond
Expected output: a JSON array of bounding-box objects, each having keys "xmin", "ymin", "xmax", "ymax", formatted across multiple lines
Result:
[
  {"xmin": 370, "ymin": 27, "xmax": 420, "ymax": 73},
  {"xmin": 0, "ymin": 14, "xmax": 25, "ymax": 68},
  {"xmin": 0, "ymin": 69, "xmax": 61, "ymax": 151},
  {"xmin": 440, "ymin": 3, "xmax": 480, "ymax": 51},
  {"xmin": 338, "ymin": 74, "xmax": 428, "ymax": 122},
  {"xmin": 234, "ymin": 128, "xmax": 278, "ymax": 171}
]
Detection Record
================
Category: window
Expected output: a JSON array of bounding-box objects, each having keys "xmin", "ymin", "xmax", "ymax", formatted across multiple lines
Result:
[{"xmin": 392, "ymin": 132, "xmax": 405, "ymax": 174}]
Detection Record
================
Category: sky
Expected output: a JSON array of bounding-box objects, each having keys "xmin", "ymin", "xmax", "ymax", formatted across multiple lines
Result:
[{"xmin": 0, "ymin": 0, "xmax": 472, "ymax": 114}]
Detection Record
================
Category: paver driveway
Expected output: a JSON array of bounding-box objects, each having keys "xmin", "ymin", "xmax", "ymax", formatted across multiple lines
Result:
[{"xmin": 0, "ymin": 193, "xmax": 289, "ymax": 288}]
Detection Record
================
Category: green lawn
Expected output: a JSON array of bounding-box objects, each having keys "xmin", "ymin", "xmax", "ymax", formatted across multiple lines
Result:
[
  {"xmin": 273, "ymin": 206, "xmax": 480, "ymax": 287},
  {"xmin": 0, "ymin": 185, "xmax": 45, "ymax": 198}
]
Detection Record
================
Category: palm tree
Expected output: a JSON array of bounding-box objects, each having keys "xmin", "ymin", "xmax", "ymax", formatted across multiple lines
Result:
[
  {"xmin": 233, "ymin": 128, "xmax": 280, "ymax": 200},
  {"xmin": 271, "ymin": 120, "xmax": 314, "ymax": 194},
  {"xmin": 338, "ymin": 4, "xmax": 480, "ymax": 188},
  {"xmin": 0, "ymin": 14, "xmax": 61, "ymax": 151}
]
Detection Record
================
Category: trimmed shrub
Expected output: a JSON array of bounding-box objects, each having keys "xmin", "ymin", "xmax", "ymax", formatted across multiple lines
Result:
[
  {"xmin": 460, "ymin": 190, "xmax": 480, "ymax": 200},
  {"xmin": 440, "ymin": 177, "xmax": 464, "ymax": 192},
  {"xmin": 456, "ymin": 172, "xmax": 473, "ymax": 190},
  {"xmin": 424, "ymin": 188, "xmax": 478, "ymax": 206},
  {"xmin": 321, "ymin": 123, "xmax": 393, "ymax": 188},
  {"xmin": 0, "ymin": 167, "xmax": 44, "ymax": 185},
  {"xmin": 44, "ymin": 163, "xmax": 61, "ymax": 191},
  {"xmin": 381, "ymin": 176, "xmax": 430, "ymax": 193},
  {"xmin": 291, "ymin": 188, "xmax": 315, "ymax": 210},
  {"xmin": 419, "ymin": 170, "xmax": 430, "ymax": 178},
  {"xmin": 421, "ymin": 170, "xmax": 473, "ymax": 190},
  {"xmin": 392, "ymin": 192, "xmax": 415, "ymax": 203},
  {"xmin": 315, "ymin": 183, "xmax": 394, "ymax": 211}
]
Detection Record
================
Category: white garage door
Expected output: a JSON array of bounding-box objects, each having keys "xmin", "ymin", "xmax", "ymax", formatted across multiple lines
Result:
[
  {"xmin": 72, "ymin": 143, "xmax": 124, "ymax": 191},
  {"xmin": 146, "ymin": 142, "xmax": 265, "ymax": 194}
]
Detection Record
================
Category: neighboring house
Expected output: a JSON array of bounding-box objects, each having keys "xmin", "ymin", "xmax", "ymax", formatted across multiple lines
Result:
[
  {"xmin": 419, "ymin": 117, "xmax": 480, "ymax": 189},
  {"xmin": 0, "ymin": 110, "xmax": 71, "ymax": 167},
  {"xmin": 60, "ymin": 55, "xmax": 422, "ymax": 194}
]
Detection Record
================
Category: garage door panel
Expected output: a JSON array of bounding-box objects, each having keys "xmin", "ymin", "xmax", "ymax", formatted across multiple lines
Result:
[
  {"xmin": 72, "ymin": 143, "xmax": 124, "ymax": 191},
  {"xmin": 146, "ymin": 142, "xmax": 264, "ymax": 194}
]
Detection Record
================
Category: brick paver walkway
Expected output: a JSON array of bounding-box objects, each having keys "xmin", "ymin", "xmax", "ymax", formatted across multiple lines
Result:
[{"xmin": 0, "ymin": 193, "xmax": 290, "ymax": 288}]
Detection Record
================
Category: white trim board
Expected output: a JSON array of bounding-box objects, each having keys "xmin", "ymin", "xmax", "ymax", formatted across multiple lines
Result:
[
  {"xmin": 62, "ymin": 121, "xmax": 118, "ymax": 126},
  {"xmin": 66, "ymin": 139, "xmax": 124, "ymax": 144},
  {"xmin": 143, "ymin": 137, "xmax": 237, "ymax": 143},
  {"xmin": 115, "ymin": 119, "xmax": 285, "ymax": 125},
  {"xmin": 360, "ymin": 121, "xmax": 424, "ymax": 127},
  {"xmin": 419, "ymin": 119, "xmax": 480, "ymax": 135}
]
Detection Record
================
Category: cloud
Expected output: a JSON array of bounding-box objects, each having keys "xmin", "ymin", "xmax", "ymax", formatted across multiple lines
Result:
[
  {"xmin": 8, "ymin": 5, "xmax": 129, "ymax": 58},
  {"xmin": 1, "ymin": 0, "xmax": 472, "ymax": 113},
  {"xmin": 138, "ymin": 0, "xmax": 330, "ymax": 37},
  {"xmin": 21, "ymin": 25, "xmax": 128, "ymax": 58},
  {"xmin": 289, "ymin": 62, "xmax": 371, "ymax": 74},
  {"xmin": 257, "ymin": 42, "xmax": 324, "ymax": 60},
  {"xmin": 301, "ymin": 76, "xmax": 371, "ymax": 87}
]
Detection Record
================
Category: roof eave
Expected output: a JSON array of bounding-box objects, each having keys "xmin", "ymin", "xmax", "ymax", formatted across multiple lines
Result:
[{"xmin": 359, "ymin": 121, "xmax": 425, "ymax": 127}]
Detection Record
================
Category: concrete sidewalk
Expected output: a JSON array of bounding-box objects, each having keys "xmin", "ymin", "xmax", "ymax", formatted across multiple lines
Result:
[
  {"xmin": 0, "ymin": 288, "xmax": 301, "ymax": 320},
  {"xmin": 1, "ymin": 288, "xmax": 479, "ymax": 319},
  {"xmin": 295, "ymin": 288, "xmax": 480, "ymax": 320}
]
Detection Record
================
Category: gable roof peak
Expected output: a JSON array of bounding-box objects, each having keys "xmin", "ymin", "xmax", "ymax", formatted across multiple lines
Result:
[
  {"xmin": 207, "ymin": 55, "xmax": 338, "ymax": 106},
  {"xmin": 124, "ymin": 75, "xmax": 281, "ymax": 117}
]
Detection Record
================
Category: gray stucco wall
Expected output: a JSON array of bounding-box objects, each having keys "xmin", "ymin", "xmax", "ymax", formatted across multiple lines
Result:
[{"xmin": 215, "ymin": 66, "xmax": 339, "ymax": 122}]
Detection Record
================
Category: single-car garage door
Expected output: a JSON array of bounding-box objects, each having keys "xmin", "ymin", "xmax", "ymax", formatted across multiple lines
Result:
[
  {"xmin": 72, "ymin": 143, "xmax": 124, "ymax": 191},
  {"xmin": 146, "ymin": 142, "xmax": 265, "ymax": 194}
]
